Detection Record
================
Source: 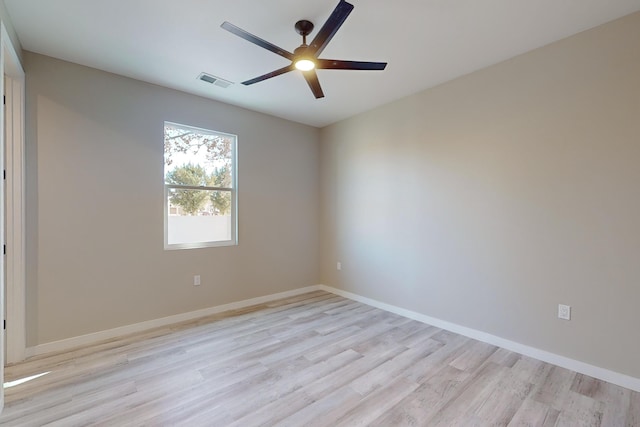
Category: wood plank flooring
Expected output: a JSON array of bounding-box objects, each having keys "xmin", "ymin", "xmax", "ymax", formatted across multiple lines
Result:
[{"xmin": 1, "ymin": 291, "xmax": 638, "ymax": 426}]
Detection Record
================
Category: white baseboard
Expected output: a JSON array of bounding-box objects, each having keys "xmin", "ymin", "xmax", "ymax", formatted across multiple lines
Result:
[
  {"xmin": 24, "ymin": 285, "xmax": 322, "ymax": 359},
  {"xmin": 24, "ymin": 283, "xmax": 640, "ymax": 393},
  {"xmin": 318, "ymin": 285, "xmax": 640, "ymax": 393}
]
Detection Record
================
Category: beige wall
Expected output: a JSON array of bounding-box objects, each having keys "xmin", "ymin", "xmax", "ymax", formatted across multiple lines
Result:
[
  {"xmin": 25, "ymin": 52, "xmax": 320, "ymax": 345},
  {"xmin": 320, "ymin": 12, "xmax": 640, "ymax": 378}
]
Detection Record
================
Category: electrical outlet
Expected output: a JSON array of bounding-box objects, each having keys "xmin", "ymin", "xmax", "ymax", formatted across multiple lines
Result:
[
  {"xmin": 194, "ymin": 275, "xmax": 201, "ymax": 286},
  {"xmin": 558, "ymin": 304, "xmax": 571, "ymax": 320},
  {"xmin": 337, "ymin": 262, "xmax": 342, "ymax": 271}
]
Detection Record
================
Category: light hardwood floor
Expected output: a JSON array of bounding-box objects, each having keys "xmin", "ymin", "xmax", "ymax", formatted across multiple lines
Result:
[{"xmin": 1, "ymin": 291, "xmax": 638, "ymax": 426}]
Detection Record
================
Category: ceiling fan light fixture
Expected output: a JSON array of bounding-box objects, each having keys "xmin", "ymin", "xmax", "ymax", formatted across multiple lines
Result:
[{"xmin": 295, "ymin": 58, "xmax": 315, "ymax": 71}]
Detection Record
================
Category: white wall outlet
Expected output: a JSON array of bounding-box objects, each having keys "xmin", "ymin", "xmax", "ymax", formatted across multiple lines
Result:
[
  {"xmin": 558, "ymin": 304, "xmax": 571, "ymax": 320},
  {"xmin": 337, "ymin": 262, "xmax": 342, "ymax": 271},
  {"xmin": 194, "ymin": 275, "xmax": 201, "ymax": 286}
]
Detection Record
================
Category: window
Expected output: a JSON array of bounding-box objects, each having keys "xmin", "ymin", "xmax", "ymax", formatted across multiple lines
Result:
[{"xmin": 164, "ymin": 122, "xmax": 237, "ymax": 249}]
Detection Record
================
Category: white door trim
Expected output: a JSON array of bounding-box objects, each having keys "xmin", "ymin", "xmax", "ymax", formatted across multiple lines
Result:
[{"xmin": 2, "ymin": 23, "xmax": 26, "ymax": 365}]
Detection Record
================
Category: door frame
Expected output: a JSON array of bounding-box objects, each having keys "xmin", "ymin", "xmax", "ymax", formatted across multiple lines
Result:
[{"xmin": 2, "ymin": 22, "xmax": 26, "ymax": 367}]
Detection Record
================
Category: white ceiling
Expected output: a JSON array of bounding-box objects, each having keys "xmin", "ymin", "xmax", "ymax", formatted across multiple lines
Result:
[{"xmin": 6, "ymin": 0, "xmax": 640, "ymax": 127}]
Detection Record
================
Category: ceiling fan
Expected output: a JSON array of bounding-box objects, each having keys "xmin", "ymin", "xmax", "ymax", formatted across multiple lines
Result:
[{"xmin": 221, "ymin": 0, "xmax": 387, "ymax": 99}]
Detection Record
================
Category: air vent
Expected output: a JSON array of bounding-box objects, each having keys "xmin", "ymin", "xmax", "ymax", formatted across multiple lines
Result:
[{"xmin": 197, "ymin": 72, "xmax": 233, "ymax": 88}]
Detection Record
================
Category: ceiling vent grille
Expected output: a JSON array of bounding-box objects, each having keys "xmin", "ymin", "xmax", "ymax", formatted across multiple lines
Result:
[{"xmin": 197, "ymin": 72, "xmax": 233, "ymax": 88}]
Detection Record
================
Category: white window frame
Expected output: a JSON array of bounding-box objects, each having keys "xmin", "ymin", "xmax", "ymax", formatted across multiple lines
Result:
[{"xmin": 163, "ymin": 122, "xmax": 238, "ymax": 250}]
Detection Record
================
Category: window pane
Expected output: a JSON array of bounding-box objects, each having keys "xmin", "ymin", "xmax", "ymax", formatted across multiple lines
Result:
[
  {"xmin": 164, "ymin": 123, "xmax": 233, "ymax": 188},
  {"xmin": 167, "ymin": 188, "xmax": 232, "ymax": 245}
]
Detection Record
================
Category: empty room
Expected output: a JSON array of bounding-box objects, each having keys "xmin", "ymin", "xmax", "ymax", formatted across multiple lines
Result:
[{"xmin": 0, "ymin": 0, "xmax": 639, "ymax": 425}]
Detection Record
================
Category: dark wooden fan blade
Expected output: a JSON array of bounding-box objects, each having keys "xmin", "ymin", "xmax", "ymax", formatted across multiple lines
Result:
[
  {"xmin": 242, "ymin": 65, "xmax": 295, "ymax": 85},
  {"xmin": 317, "ymin": 59, "xmax": 387, "ymax": 70},
  {"xmin": 308, "ymin": 0, "xmax": 354, "ymax": 56},
  {"xmin": 303, "ymin": 70, "xmax": 325, "ymax": 99},
  {"xmin": 221, "ymin": 21, "xmax": 294, "ymax": 61}
]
